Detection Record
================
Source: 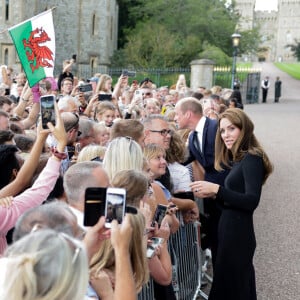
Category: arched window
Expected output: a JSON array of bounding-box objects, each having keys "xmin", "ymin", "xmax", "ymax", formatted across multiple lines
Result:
[
  {"xmin": 4, "ymin": 48, "xmax": 9, "ymax": 65},
  {"xmin": 92, "ymin": 14, "xmax": 96, "ymax": 35},
  {"xmin": 5, "ymin": 0, "xmax": 9, "ymax": 21},
  {"xmin": 90, "ymin": 58, "xmax": 97, "ymax": 74}
]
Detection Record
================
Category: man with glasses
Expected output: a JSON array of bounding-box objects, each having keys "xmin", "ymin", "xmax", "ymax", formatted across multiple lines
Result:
[
  {"xmin": 60, "ymin": 77, "xmax": 73, "ymax": 96},
  {"xmin": 143, "ymin": 114, "xmax": 197, "ymax": 210},
  {"xmin": 143, "ymin": 114, "xmax": 172, "ymax": 151}
]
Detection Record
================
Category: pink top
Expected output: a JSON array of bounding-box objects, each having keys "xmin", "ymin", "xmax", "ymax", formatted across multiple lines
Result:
[{"xmin": 0, "ymin": 157, "xmax": 61, "ymax": 255}]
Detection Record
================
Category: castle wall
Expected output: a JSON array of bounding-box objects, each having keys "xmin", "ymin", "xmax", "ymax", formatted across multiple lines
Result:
[
  {"xmin": 277, "ymin": 0, "xmax": 300, "ymax": 61},
  {"xmin": 254, "ymin": 11, "xmax": 278, "ymax": 61},
  {"xmin": 0, "ymin": 0, "xmax": 118, "ymax": 75},
  {"xmin": 234, "ymin": 0, "xmax": 256, "ymax": 30},
  {"xmin": 236, "ymin": 0, "xmax": 300, "ymax": 62}
]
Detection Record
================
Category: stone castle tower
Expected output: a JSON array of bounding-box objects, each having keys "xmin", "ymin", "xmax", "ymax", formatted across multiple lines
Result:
[
  {"xmin": 0, "ymin": 0, "xmax": 119, "ymax": 77},
  {"xmin": 236, "ymin": 0, "xmax": 300, "ymax": 62}
]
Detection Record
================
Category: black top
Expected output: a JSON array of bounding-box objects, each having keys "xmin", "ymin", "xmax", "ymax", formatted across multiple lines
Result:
[{"xmin": 209, "ymin": 153, "xmax": 264, "ymax": 300}]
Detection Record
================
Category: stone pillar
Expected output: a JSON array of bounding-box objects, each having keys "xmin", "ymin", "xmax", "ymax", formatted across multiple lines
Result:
[{"xmin": 190, "ymin": 59, "xmax": 215, "ymax": 91}]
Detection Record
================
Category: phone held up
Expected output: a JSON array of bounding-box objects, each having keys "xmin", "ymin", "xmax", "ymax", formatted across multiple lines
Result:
[
  {"xmin": 122, "ymin": 69, "xmax": 136, "ymax": 77},
  {"xmin": 147, "ymin": 237, "xmax": 165, "ymax": 259},
  {"xmin": 84, "ymin": 187, "xmax": 107, "ymax": 227},
  {"xmin": 98, "ymin": 94, "xmax": 112, "ymax": 101},
  {"xmin": 79, "ymin": 84, "xmax": 93, "ymax": 93},
  {"xmin": 40, "ymin": 95, "xmax": 56, "ymax": 129},
  {"xmin": 105, "ymin": 187, "xmax": 126, "ymax": 228},
  {"xmin": 151, "ymin": 204, "xmax": 167, "ymax": 228}
]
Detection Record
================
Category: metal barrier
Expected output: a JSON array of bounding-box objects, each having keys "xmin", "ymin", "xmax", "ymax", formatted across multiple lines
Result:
[{"xmin": 138, "ymin": 217, "xmax": 209, "ymax": 300}]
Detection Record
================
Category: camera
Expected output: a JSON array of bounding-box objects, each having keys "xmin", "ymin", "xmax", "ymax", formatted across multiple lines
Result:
[
  {"xmin": 98, "ymin": 94, "xmax": 112, "ymax": 101},
  {"xmin": 84, "ymin": 187, "xmax": 107, "ymax": 227},
  {"xmin": 79, "ymin": 84, "xmax": 93, "ymax": 93},
  {"xmin": 40, "ymin": 95, "xmax": 56, "ymax": 129},
  {"xmin": 105, "ymin": 187, "xmax": 126, "ymax": 228},
  {"xmin": 151, "ymin": 204, "xmax": 167, "ymax": 228},
  {"xmin": 122, "ymin": 70, "xmax": 136, "ymax": 77}
]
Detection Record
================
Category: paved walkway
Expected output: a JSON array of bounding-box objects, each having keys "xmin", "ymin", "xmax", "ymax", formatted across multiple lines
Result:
[
  {"xmin": 244, "ymin": 63, "xmax": 300, "ymax": 300},
  {"xmin": 252, "ymin": 62, "xmax": 300, "ymax": 102}
]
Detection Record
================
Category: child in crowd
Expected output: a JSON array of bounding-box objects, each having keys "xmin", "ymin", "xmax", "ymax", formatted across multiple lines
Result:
[
  {"xmin": 94, "ymin": 101, "xmax": 116, "ymax": 128},
  {"xmin": 93, "ymin": 123, "xmax": 110, "ymax": 146}
]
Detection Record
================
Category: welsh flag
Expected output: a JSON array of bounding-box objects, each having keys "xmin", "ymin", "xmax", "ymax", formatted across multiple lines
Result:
[{"xmin": 8, "ymin": 10, "xmax": 55, "ymax": 87}]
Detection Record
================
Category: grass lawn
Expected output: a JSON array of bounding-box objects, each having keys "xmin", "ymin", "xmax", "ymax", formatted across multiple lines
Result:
[
  {"xmin": 237, "ymin": 62, "xmax": 253, "ymax": 69},
  {"xmin": 274, "ymin": 63, "xmax": 300, "ymax": 80}
]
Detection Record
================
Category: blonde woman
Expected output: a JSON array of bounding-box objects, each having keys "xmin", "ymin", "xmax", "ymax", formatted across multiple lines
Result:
[
  {"xmin": 103, "ymin": 137, "xmax": 144, "ymax": 181},
  {"xmin": 95, "ymin": 73, "xmax": 126, "ymax": 115},
  {"xmin": 77, "ymin": 144, "xmax": 106, "ymax": 163},
  {"xmin": 0, "ymin": 229, "xmax": 88, "ymax": 300},
  {"xmin": 89, "ymin": 212, "xmax": 149, "ymax": 299}
]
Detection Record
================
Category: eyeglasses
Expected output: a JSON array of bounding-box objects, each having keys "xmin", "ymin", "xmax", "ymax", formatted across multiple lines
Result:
[{"xmin": 149, "ymin": 129, "xmax": 173, "ymax": 137}]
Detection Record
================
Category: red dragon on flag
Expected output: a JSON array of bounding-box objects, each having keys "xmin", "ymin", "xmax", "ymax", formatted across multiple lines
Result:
[
  {"xmin": 22, "ymin": 27, "xmax": 54, "ymax": 73},
  {"xmin": 8, "ymin": 9, "xmax": 56, "ymax": 87}
]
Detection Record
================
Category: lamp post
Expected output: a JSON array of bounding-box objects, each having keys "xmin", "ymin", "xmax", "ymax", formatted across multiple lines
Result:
[{"xmin": 231, "ymin": 33, "xmax": 241, "ymax": 89}]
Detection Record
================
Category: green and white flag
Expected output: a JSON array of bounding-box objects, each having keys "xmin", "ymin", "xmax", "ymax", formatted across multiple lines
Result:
[{"xmin": 9, "ymin": 10, "xmax": 55, "ymax": 87}]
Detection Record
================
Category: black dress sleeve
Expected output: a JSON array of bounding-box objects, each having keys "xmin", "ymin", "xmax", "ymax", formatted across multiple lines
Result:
[{"xmin": 216, "ymin": 154, "xmax": 264, "ymax": 212}]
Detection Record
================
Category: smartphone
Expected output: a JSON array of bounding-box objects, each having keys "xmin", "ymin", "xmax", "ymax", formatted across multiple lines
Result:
[
  {"xmin": 79, "ymin": 84, "xmax": 93, "ymax": 93},
  {"xmin": 122, "ymin": 70, "xmax": 136, "ymax": 77},
  {"xmin": 84, "ymin": 187, "xmax": 107, "ymax": 227},
  {"xmin": 105, "ymin": 187, "xmax": 126, "ymax": 228},
  {"xmin": 151, "ymin": 204, "xmax": 167, "ymax": 228},
  {"xmin": 173, "ymin": 191, "xmax": 195, "ymax": 201},
  {"xmin": 40, "ymin": 95, "xmax": 56, "ymax": 129},
  {"xmin": 98, "ymin": 94, "xmax": 112, "ymax": 101},
  {"xmin": 146, "ymin": 237, "xmax": 165, "ymax": 259},
  {"xmin": 72, "ymin": 54, "xmax": 77, "ymax": 62}
]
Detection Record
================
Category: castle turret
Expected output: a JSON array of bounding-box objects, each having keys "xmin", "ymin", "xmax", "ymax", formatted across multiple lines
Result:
[
  {"xmin": 235, "ymin": 0, "xmax": 256, "ymax": 31},
  {"xmin": 277, "ymin": 0, "xmax": 300, "ymax": 61}
]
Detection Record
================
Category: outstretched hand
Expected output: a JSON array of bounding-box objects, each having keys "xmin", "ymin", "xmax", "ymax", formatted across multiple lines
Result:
[
  {"xmin": 46, "ymin": 101, "xmax": 67, "ymax": 152},
  {"xmin": 0, "ymin": 196, "xmax": 13, "ymax": 208}
]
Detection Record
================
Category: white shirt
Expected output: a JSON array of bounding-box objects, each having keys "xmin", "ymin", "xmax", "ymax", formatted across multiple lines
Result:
[
  {"xmin": 195, "ymin": 116, "xmax": 206, "ymax": 152},
  {"xmin": 168, "ymin": 162, "xmax": 192, "ymax": 192},
  {"xmin": 69, "ymin": 206, "xmax": 86, "ymax": 231}
]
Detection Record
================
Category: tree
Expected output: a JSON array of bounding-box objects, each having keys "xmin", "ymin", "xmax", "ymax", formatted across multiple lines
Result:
[
  {"xmin": 199, "ymin": 43, "xmax": 231, "ymax": 66},
  {"xmin": 114, "ymin": 0, "xmax": 260, "ymax": 67},
  {"xmin": 286, "ymin": 40, "xmax": 300, "ymax": 61},
  {"xmin": 121, "ymin": 22, "xmax": 183, "ymax": 68}
]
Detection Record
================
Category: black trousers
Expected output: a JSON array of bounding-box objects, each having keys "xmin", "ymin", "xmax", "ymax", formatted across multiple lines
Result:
[{"xmin": 262, "ymin": 88, "xmax": 268, "ymax": 102}]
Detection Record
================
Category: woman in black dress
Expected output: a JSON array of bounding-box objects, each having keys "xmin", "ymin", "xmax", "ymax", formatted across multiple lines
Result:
[{"xmin": 190, "ymin": 108, "xmax": 273, "ymax": 300}]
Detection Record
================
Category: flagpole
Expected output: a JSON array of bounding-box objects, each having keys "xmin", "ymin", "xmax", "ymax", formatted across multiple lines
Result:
[{"xmin": 0, "ymin": 7, "xmax": 57, "ymax": 34}]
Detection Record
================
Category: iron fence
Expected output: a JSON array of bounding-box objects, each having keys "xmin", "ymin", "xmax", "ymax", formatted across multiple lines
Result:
[
  {"xmin": 73, "ymin": 65, "xmax": 261, "ymax": 103},
  {"xmin": 76, "ymin": 65, "xmax": 191, "ymax": 88}
]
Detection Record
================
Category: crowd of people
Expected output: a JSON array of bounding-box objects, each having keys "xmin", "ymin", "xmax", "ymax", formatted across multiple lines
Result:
[{"xmin": 0, "ymin": 61, "xmax": 273, "ymax": 300}]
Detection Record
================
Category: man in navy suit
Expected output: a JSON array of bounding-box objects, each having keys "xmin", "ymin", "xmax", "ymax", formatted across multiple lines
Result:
[{"xmin": 174, "ymin": 97, "xmax": 228, "ymax": 266}]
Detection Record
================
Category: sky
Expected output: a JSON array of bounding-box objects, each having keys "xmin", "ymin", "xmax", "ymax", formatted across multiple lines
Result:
[{"xmin": 255, "ymin": 0, "xmax": 278, "ymax": 11}]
